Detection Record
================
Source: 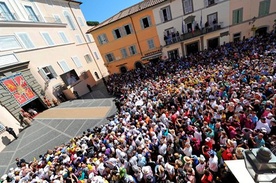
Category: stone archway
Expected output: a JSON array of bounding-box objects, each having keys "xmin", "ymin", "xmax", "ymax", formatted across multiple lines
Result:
[
  {"xmin": 255, "ymin": 26, "xmax": 268, "ymax": 36},
  {"xmin": 135, "ymin": 61, "xmax": 143, "ymax": 69},
  {"xmin": 120, "ymin": 66, "xmax": 127, "ymax": 73}
]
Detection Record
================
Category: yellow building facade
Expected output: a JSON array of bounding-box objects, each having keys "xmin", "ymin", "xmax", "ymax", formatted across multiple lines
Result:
[{"xmin": 87, "ymin": 0, "xmax": 166, "ymax": 74}]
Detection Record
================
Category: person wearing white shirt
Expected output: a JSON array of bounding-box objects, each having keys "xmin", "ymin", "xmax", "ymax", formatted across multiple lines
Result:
[
  {"xmin": 208, "ymin": 152, "xmax": 218, "ymax": 173},
  {"xmin": 255, "ymin": 117, "xmax": 271, "ymax": 134}
]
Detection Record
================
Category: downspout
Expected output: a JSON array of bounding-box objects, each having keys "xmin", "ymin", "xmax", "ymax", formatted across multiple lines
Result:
[
  {"xmin": 67, "ymin": 0, "xmax": 104, "ymax": 79},
  {"xmin": 129, "ymin": 15, "xmax": 143, "ymax": 56}
]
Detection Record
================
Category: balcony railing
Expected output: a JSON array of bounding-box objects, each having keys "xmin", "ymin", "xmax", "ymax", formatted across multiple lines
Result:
[{"xmin": 164, "ymin": 22, "xmax": 223, "ymax": 46}]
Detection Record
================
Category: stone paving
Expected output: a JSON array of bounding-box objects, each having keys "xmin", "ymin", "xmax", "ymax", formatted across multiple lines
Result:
[{"xmin": 0, "ymin": 81, "xmax": 116, "ymax": 175}]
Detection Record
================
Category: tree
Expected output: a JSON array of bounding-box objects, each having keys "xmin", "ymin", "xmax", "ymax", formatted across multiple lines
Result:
[{"xmin": 86, "ymin": 21, "xmax": 99, "ymax": 26}]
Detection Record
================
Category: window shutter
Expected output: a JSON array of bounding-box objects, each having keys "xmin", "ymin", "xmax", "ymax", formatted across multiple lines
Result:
[
  {"xmin": 120, "ymin": 27, "xmax": 125, "ymax": 36},
  {"xmin": 48, "ymin": 65, "xmax": 57, "ymax": 78},
  {"xmin": 140, "ymin": 19, "xmax": 144, "ymax": 29},
  {"xmin": 148, "ymin": 16, "xmax": 152, "ymax": 26},
  {"xmin": 232, "ymin": 10, "xmax": 237, "ymax": 24},
  {"xmin": 264, "ymin": 0, "xmax": 270, "ymax": 15},
  {"xmin": 38, "ymin": 68, "xmax": 48, "ymax": 81},
  {"xmin": 97, "ymin": 35, "xmax": 102, "ymax": 45},
  {"xmin": 112, "ymin": 30, "xmax": 117, "ymax": 39},
  {"xmin": 129, "ymin": 24, "xmax": 133, "ymax": 34},
  {"xmin": 104, "ymin": 34, "xmax": 108, "ymax": 43},
  {"xmin": 239, "ymin": 9, "xmax": 243, "ymax": 23},
  {"xmin": 167, "ymin": 7, "xmax": 172, "ymax": 21},
  {"xmin": 204, "ymin": 0, "xmax": 208, "ymax": 7},
  {"xmin": 160, "ymin": 9, "xmax": 164, "ymax": 23}
]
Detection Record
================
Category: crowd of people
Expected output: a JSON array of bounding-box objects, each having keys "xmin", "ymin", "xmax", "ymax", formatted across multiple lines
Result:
[{"xmin": 1, "ymin": 31, "xmax": 276, "ymax": 183}]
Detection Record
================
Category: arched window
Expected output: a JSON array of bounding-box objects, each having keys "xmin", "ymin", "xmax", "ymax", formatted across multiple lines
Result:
[
  {"xmin": 94, "ymin": 72, "xmax": 100, "ymax": 79},
  {"xmin": 64, "ymin": 11, "xmax": 75, "ymax": 30}
]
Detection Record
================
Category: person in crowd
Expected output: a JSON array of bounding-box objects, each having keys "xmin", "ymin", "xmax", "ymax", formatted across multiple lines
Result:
[{"xmin": 2, "ymin": 29, "xmax": 276, "ymax": 183}]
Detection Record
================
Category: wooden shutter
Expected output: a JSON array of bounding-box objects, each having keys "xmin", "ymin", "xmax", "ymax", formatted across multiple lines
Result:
[
  {"xmin": 232, "ymin": 10, "xmax": 237, "ymax": 24},
  {"xmin": 38, "ymin": 68, "xmax": 48, "ymax": 81},
  {"xmin": 160, "ymin": 9, "xmax": 164, "ymax": 23},
  {"xmin": 48, "ymin": 65, "xmax": 57, "ymax": 78}
]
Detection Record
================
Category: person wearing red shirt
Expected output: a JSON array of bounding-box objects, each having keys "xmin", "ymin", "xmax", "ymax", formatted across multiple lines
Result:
[{"xmin": 201, "ymin": 169, "xmax": 213, "ymax": 183}]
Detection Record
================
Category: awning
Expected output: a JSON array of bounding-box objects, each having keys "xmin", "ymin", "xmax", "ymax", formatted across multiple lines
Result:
[
  {"xmin": 184, "ymin": 15, "xmax": 195, "ymax": 24},
  {"xmin": 141, "ymin": 52, "xmax": 162, "ymax": 61}
]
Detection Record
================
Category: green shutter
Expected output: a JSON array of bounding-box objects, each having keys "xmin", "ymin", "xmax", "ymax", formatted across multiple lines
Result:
[
  {"xmin": 232, "ymin": 10, "xmax": 237, "ymax": 24},
  {"xmin": 239, "ymin": 8, "xmax": 243, "ymax": 23}
]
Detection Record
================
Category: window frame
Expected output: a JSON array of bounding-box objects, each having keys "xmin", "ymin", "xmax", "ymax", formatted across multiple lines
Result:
[
  {"xmin": 121, "ymin": 48, "xmax": 128, "ymax": 58},
  {"xmin": 183, "ymin": 0, "xmax": 193, "ymax": 15},
  {"xmin": 84, "ymin": 54, "xmax": 93, "ymax": 63},
  {"xmin": 258, "ymin": 0, "xmax": 270, "ymax": 17},
  {"xmin": 140, "ymin": 16, "xmax": 152, "ymax": 29},
  {"xmin": 25, "ymin": 5, "xmax": 39, "ymax": 22},
  {"xmin": 77, "ymin": 16, "xmax": 84, "ymax": 26},
  {"xmin": 38, "ymin": 65, "xmax": 57, "ymax": 81},
  {"xmin": 147, "ymin": 39, "xmax": 155, "ymax": 49},
  {"xmin": 58, "ymin": 31, "xmax": 69, "ymax": 44},
  {"xmin": 0, "ymin": 2, "xmax": 16, "ymax": 20},
  {"xmin": 129, "ymin": 45, "xmax": 137, "ymax": 55},
  {"xmin": 232, "ymin": 8, "xmax": 243, "ymax": 25},
  {"xmin": 160, "ymin": 6, "xmax": 172, "ymax": 23},
  {"xmin": 207, "ymin": 12, "xmax": 218, "ymax": 27},
  {"xmin": 0, "ymin": 35, "xmax": 22, "ymax": 51},
  {"xmin": 64, "ymin": 11, "xmax": 76, "ymax": 30},
  {"xmin": 112, "ymin": 28, "xmax": 123, "ymax": 39},
  {"xmin": 86, "ymin": 34, "xmax": 92, "ymax": 43},
  {"xmin": 53, "ymin": 14, "xmax": 62, "ymax": 23},
  {"xmin": 123, "ymin": 24, "xmax": 133, "ymax": 35},
  {"xmin": 16, "ymin": 32, "xmax": 35, "ymax": 49},
  {"xmin": 105, "ymin": 53, "xmax": 115, "ymax": 62},
  {"xmin": 40, "ymin": 32, "xmax": 55, "ymax": 46},
  {"xmin": 94, "ymin": 52, "xmax": 99, "ymax": 60},
  {"xmin": 58, "ymin": 60, "xmax": 71, "ymax": 72},
  {"xmin": 75, "ymin": 34, "xmax": 82, "ymax": 44},
  {"xmin": 233, "ymin": 32, "xmax": 241, "ymax": 42},
  {"xmin": 71, "ymin": 56, "xmax": 82, "ymax": 68},
  {"xmin": 97, "ymin": 34, "xmax": 108, "ymax": 45}
]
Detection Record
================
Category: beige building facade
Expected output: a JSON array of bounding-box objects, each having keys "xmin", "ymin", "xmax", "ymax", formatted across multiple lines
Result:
[{"xmin": 0, "ymin": 0, "xmax": 108, "ymax": 150}]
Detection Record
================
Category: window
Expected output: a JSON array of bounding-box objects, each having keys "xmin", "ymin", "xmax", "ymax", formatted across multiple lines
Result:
[
  {"xmin": 77, "ymin": 17, "xmax": 84, "ymax": 26},
  {"xmin": 38, "ymin": 65, "xmax": 57, "ymax": 80},
  {"xmin": 53, "ymin": 14, "xmax": 62, "ymax": 23},
  {"xmin": 64, "ymin": 11, "xmax": 75, "ymax": 30},
  {"xmin": 113, "ymin": 28, "xmax": 123, "ymax": 39},
  {"xmin": 160, "ymin": 6, "xmax": 172, "ymax": 22},
  {"xmin": 147, "ymin": 39, "xmax": 155, "ymax": 49},
  {"xmin": 16, "ymin": 33, "xmax": 35, "ymax": 49},
  {"xmin": 86, "ymin": 34, "xmax": 92, "ymax": 43},
  {"xmin": 207, "ymin": 12, "xmax": 218, "ymax": 26},
  {"xmin": 25, "ymin": 6, "xmax": 39, "ymax": 22},
  {"xmin": 97, "ymin": 34, "xmax": 108, "ymax": 44},
  {"xmin": 232, "ymin": 8, "xmax": 243, "ymax": 24},
  {"xmin": 121, "ymin": 48, "xmax": 128, "ymax": 58},
  {"xmin": 58, "ymin": 32, "xmax": 69, "ymax": 43},
  {"xmin": 58, "ymin": 60, "xmax": 70, "ymax": 72},
  {"xmin": 140, "ymin": 16, "xmax": 152, "ymax": 29},
  {"xmin": 84, "ymin": 54, "xmax": 93, "ymax": 63},
  {"xmin": 124, "ymin": 24, "xmax": 133, "ymax": 35},
  {"xmin": 41, "ymin": 32, "xmax": 54, "ymax": 46},
  {"xmin": 71, "ymin": 56, "xmax": 82, "ymax": 68},
  {"xmin": 204, "ymin": 0, "xmax": 217, "ymax": 7},
  {"xmin": 183, "ymin": 0, "xmax": 193, "ymax": 15},
  {"xmin": 76, "ymin": 35, "xmax": 82, "ymax": 44},
  {"xmin": 0, "ymin": 123, "xmax": 5, "ymax": 133},
  {"xmin": 94, "ymin": 72, "xmax": 100, "ymax": 79},
  {"xmin": 233, "ymin": 32, "xmax": 241, "ymax": 42},
  {"xmin": 0, "ymin": 36, "xmax": 22, "ymax": 51},
  {"xmin": 259, "ymin": 0, "xmax": 270, "ymax": 17},
  {"xmin": 94, "ymin": 52, "xmax": 99, "ymax": 60},
  {"xmin": 105, "ymin": 53, "xmax": 115, "ymax": 62},
  {"xmin": 0, "ymin": 2, "xmax": 15, "ymax": 20},
  {"xmin": 129, "ymin": 45, "xmax": 137, "ymax": 55}
]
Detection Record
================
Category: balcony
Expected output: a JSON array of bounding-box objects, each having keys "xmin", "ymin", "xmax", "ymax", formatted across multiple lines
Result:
[
  {"xmin": 141, "ymin": 47, "xmax": 162, "ymax": 60},
  {"xmin": 164, "ymin": 22, "xmax": 223, "ymax": 46}
]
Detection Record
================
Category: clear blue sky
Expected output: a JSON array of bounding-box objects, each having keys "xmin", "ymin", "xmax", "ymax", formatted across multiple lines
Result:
[{"xmin": 80, "ymin": 0, "xmax": 142, "ymax": 23}]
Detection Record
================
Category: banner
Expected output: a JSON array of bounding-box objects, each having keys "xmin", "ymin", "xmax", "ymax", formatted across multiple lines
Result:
[{"xmin": 1, "ymin": 73, "xmax": 37, "ymax": 106}]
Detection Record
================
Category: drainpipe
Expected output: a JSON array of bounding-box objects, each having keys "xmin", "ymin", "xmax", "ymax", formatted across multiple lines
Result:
[
  {"xmin": 67, "ymin": 0, "xmax": 104, "ymax": 79},
  {"xmin": 129, "ymin": 15, "xmax": 143, "ymax": 56}
]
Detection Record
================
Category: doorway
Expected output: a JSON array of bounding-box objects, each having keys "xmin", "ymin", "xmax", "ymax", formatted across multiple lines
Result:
[
  {"xmin": 255, "ymin": 27, "xmax": 268, "ymax": 36},
  {"xmin": 135, "ymin": 62, "xmax": 143, "ymax": 69},
  {"xmin": 208, "ymin": 37, "xmax": 219, "ymax": 50},
  {"xmin": 186, "ymin": 42, "xmax": 199, "ymax": 55},
  {"xmin": 120, "ymin": 66, "xmax": 127, "ymax": 73},
  {"xmin": 21, "ymin": 98, "xmax": 47, "ymax": 113},
  {"xmin": 167, "ymin": 49, "xmax": 179, "ymax": 61}
]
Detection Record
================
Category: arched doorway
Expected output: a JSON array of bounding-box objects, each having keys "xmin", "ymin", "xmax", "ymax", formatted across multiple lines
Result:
[
  {"xmin": 120, "ymin": 66, "xmax": 127, "ymax": 73},
  {"xmin": 255, "ymin": 27, "xmax": 268, "ymax": 36},
  {"xmin": 135, "ymin": 62, "xmax": 143, "ymax": 69}
]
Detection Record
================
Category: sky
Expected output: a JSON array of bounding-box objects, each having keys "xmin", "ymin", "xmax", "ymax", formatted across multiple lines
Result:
[{"xmin": 80, "ymin": 0, "xmax": 142, "ymax": 23}]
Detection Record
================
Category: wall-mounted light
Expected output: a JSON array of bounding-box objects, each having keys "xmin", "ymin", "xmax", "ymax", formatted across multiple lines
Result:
[{"xmin": 249, "ymin": 17, "xmax": 257, "ymax": 25}]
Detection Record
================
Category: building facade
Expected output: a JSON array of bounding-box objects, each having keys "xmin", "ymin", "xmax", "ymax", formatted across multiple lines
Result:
[
  {"xmin": 87, "ymin": 0, "xmax": 167, "ymax": 74},
  {"xmin": 0, "ymin": 0, "xmax": 108, "ymax": 150}
]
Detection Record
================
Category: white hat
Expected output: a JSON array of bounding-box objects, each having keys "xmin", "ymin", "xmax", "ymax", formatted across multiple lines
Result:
[{"xmin": 205, "ymin": 137, "xmax": 211, "ymax": 142}]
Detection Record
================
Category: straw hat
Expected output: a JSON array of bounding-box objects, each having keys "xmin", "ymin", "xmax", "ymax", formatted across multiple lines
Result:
[{"xmin": 183, "ymin": 156, "xmax": 192, "ymax": 164}]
